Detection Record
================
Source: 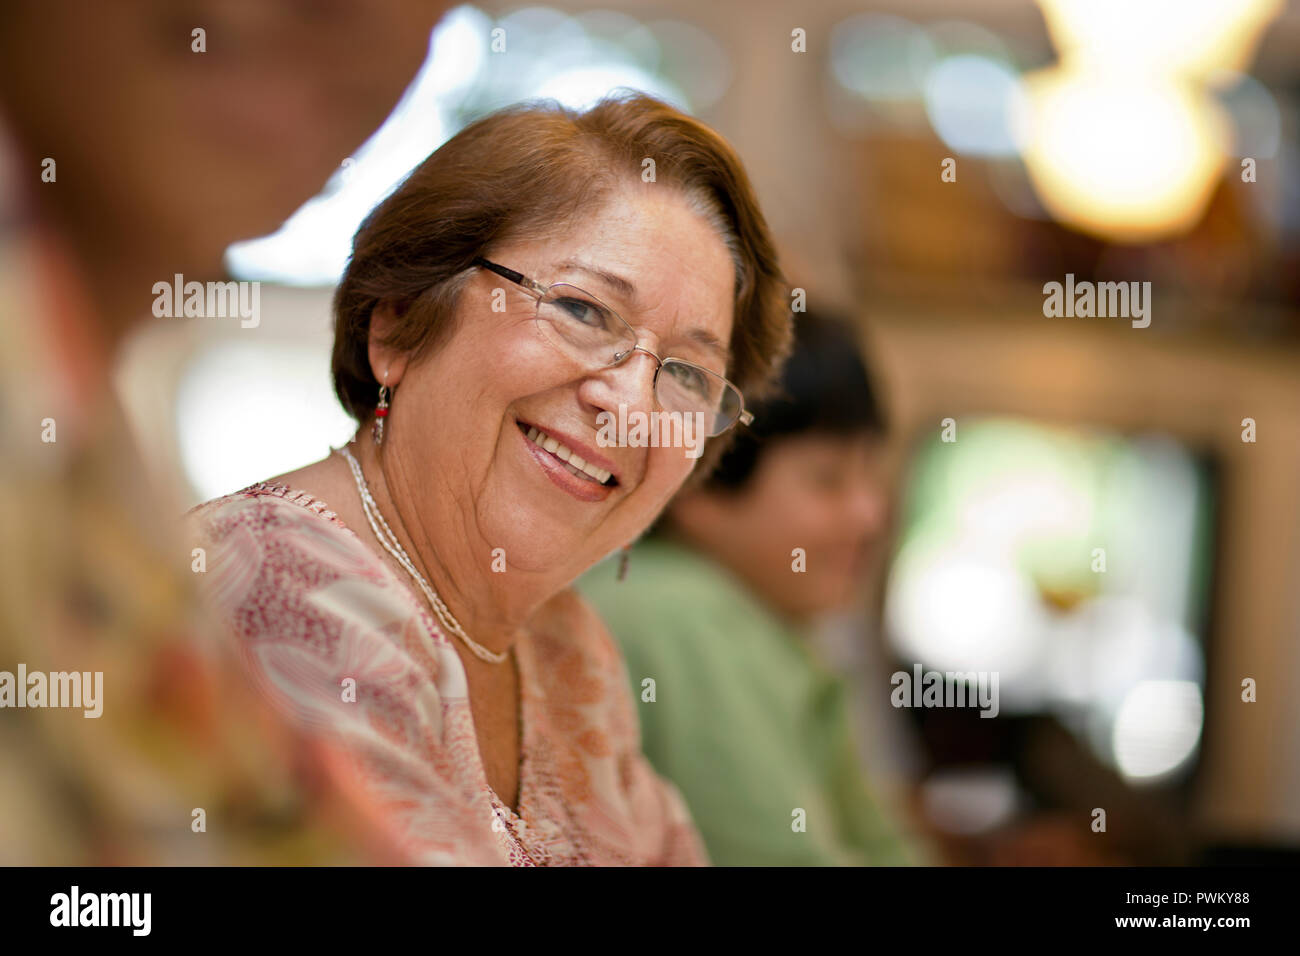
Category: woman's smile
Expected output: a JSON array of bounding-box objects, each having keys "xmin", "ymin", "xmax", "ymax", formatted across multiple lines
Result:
[{"xmin": 514, "ymin": 417, "xmax": 622, "ymax": 503}]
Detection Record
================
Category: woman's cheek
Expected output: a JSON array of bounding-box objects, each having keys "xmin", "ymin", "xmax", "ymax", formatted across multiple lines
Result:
[
  {"xmin": 633, "ymin": 451, "xmax": 687, "ymax": 518},
  {"xmin": 646, "ymin": 444, "xmax": 686, "ymax": 479}
]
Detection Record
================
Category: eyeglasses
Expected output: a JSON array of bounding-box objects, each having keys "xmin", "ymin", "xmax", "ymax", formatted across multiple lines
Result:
[{"xmin": 473, "ymin": 257, "xmax": 753, "ymax": 437}]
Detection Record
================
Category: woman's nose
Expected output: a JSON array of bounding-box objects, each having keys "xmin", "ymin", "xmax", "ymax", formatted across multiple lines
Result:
[
  {"xmin": 601, "ymin": 327, "xmax": 666, "ymax": 401},
  {"xmin": 604, "ymin": 347, "xmax": 660, "ymax": 408},
  {"xmin": 575, "ymin": 344, "xmax": 657, "ymax": 423}
]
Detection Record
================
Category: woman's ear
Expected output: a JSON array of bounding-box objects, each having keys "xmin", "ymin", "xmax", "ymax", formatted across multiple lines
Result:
[{"xmin": 367, "ymin": 300, "xmax": 411, "ymax": 387}]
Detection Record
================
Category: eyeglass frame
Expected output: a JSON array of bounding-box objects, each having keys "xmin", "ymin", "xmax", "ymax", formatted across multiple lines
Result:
[{"xmin": 471, "ymin": 256, "xmax": 754, "ymax": 434}]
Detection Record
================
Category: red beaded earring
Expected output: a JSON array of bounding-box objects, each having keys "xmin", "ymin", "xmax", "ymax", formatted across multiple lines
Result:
[{"xmin": 373, "ymin": 372, "xmax": 390, "ymax": 446}]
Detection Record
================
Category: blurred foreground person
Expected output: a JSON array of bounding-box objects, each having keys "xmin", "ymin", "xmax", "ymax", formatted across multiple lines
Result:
[
  {"xmin": 0, "ymin": 0, "xmax": 452, "ymax": 863},
  {"xmin": 580, "ymin": 312, "xmax": 927, "ymax": 865}
]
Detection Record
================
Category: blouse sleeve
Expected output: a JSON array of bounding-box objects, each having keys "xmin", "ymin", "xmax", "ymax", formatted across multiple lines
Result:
[{"xmin": 188, "ymin": 491, "xmax": 509, "ymax": 866}]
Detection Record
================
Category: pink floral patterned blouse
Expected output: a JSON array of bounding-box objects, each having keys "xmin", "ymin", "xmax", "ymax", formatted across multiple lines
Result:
[{"xmin": 189, "ymin": 482, "xmax": 709, "ymax": 866}]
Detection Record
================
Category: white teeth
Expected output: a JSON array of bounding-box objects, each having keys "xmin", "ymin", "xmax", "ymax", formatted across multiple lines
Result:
[{"xmin": 522, "ymin": 423, "xmax": 614, "ymax": 486}]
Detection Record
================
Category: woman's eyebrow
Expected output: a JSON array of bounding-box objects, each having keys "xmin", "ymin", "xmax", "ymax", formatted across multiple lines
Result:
[
  {"xmin": 684, "ymin": 327, "xmax": 728, "ymax": 363},
  {"xmin": 556, "ymin": 257, "xmax": 729, "ymax": 362},
  {"xmin": 555, "ymin": 258, "xmax": 639, "ymax": 304}
]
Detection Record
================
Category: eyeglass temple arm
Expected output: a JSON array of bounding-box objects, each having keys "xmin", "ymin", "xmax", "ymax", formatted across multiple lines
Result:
[{"xmin": 472, "ymin": 257, "xmax": 547, "ymax": 297}]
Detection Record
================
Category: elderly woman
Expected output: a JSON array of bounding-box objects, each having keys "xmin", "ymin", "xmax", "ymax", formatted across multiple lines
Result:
[{"xmin": 190, "ymin": 92, "xmax": 791, "ymax": 865}]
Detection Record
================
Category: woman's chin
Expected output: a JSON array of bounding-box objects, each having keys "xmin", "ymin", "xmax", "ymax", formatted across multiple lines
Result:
[{"xmin": 487, "ymin": 526, "xmax": 599, "ymax": 580}]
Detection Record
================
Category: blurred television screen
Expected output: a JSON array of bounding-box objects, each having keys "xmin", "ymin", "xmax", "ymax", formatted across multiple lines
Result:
[{"xmin": 885, "ymin": 418, "xmax": 1215, "ymax": 788}]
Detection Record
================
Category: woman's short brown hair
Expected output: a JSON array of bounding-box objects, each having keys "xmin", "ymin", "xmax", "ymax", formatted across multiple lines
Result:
[{"xmin": 331, "ymin": 89, "xmax": 792, "ymax": 481}]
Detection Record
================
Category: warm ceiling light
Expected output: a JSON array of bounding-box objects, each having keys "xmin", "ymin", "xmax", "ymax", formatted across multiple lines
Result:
[
  {"xmin": 1019, "ymin": 69, "xmax": 1228, "ymax": 242},
  {"xmin": 1020, "ymin": 0, "xmax": 1281, "ymax": 242},
  {"xmin": 1036, "ymin": 0, "xmax": 1282, "ymax": 79}
]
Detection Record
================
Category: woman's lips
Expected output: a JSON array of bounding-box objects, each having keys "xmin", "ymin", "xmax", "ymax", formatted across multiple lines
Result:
[
  {"xmin": 515, "ymin": 418, "xmax": 620, "ymax": 482},
  {"xmin": 517, "ymin": 421, "xmax": 615, "ymax": 503}
]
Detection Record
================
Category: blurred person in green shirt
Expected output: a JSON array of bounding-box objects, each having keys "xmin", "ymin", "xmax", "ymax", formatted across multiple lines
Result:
[{"xmin": 579, "ymin": 311, "xmax": 928, "ymax": 866}]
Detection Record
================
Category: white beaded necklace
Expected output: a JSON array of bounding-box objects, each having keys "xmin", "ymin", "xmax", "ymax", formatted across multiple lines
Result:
[{"xmin": 337, "ymin": 445, "xmax": 508, "ymax": 665}]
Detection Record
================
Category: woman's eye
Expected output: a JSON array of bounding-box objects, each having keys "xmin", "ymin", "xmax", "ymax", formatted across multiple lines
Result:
[
  {"xmin": 556, "ymin": 297, "xmax": 606, "ymax": 328},
  {"xmin": 668, "ymin": 363, "xmax": 710, "ymax": 396}
]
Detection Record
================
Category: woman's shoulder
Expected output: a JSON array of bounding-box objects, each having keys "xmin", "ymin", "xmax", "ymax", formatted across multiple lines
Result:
[
  {"xmin": 190, "ymin": 479, "xmax": 337, "ymax": 522},
  {"xmin": 187, "ymin": 480, "xmax": 354, "ymax": 553},
  {"xmin": 185, "ymin": 474, "xmax": 388, "ymax": 599},
  {"xmin": 185, "ymin": 478, "xmax": 428, "ymax": 674}
]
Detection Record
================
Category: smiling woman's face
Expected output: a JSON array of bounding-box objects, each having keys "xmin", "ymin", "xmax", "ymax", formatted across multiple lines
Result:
[{"xmin": 381, "ymin": 181, "xmax": 737, "ymax": 581}]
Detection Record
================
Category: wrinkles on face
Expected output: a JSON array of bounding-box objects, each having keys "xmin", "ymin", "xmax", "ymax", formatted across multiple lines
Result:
[{"xmin": 382, "ymin": 184, "xmax": 735, "ymax": 613}]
